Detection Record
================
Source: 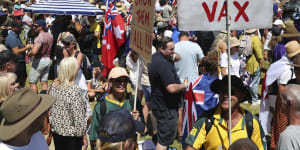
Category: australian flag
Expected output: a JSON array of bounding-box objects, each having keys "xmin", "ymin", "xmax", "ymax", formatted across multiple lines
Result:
[
  {"xmin": 101, "ymin": 0, "xmax": 126, "ymax": 76},
  {"xmin": 181, "ymin": 73, "xmax": 219, "ymax": 148},
  {"xmin": 168, "ymin": 0, "xmax": 176, "ymax": 7}
]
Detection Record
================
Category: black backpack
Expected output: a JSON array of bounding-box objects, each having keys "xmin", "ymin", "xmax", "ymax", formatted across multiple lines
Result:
[
  {"xmin": 74, "ymin": 51, "xmax": 92, "ymax": 80},
  {"xmin": 200, "ymin": 106, "xmax": 253, "ymax": 150}
]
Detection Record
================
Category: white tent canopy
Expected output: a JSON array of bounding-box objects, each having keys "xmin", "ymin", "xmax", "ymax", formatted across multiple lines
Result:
[{"xmin": 24, "ymin": 0, "xmax": 104, "ymax": 15}]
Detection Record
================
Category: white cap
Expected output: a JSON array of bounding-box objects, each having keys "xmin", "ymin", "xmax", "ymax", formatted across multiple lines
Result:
[{"xmin": 164, "ymin": 30, "xmax": 173, "ymax": 38}]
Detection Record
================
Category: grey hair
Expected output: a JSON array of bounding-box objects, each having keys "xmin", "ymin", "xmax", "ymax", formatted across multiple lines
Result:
[{"xmin": 283, "ymin": 84, "xmax": 300, "ymax": 113}]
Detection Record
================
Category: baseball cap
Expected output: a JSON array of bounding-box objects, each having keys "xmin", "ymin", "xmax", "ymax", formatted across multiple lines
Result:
[
  {"xmin": 108, "ymin": 67, "xmax": 129, "ymax": 80},
  {"xmin": 98, "ymin": 109, "xmax": 145, "ymax": 142}
]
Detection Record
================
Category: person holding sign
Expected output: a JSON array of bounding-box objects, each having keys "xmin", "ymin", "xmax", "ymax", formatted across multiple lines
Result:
[
  {"xmin": 149, "ymin": 37, "xmax": 188, "ymax": 150},
  {"xmin": 185, "ymin": 75, "xmax": 266, "ymax": 150}
]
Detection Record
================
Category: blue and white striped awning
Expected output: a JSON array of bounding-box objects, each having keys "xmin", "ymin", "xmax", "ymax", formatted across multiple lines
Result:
[{"xmin": 24, "ymin": 0, "xmax": 104, "ymax": 15}]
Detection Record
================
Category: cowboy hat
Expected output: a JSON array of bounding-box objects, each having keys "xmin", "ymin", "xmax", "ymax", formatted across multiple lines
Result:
[
  {"xmin": 285, "ymin": 41, "xmax": 300, "ymax": 58},
  {"xmin": 0, "ymin": 88, "xmax": 56, "ymax": 141},
  {"xmin": 245, "ymin": 29, "xmax": 257, "ymax": 34},
  {"xmin": 210, "ymin": 75, "xmax": 252, "ymax": 102},
  {"xmin": 230, "ymin": 37, "xmax": 240, "ymax": 48},
  {"xmin": 281, "ymin": 19, "xmax": 300, "ymax": 38}
]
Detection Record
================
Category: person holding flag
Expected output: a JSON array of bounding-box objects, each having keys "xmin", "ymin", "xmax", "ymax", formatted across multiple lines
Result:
[
  {"xmin": 101, "ymin": 0, "xmax": 126, "ymax": 77},
  {"xmin": 185, "ymin": 75, "xmax": 266, "ymax": 150}
]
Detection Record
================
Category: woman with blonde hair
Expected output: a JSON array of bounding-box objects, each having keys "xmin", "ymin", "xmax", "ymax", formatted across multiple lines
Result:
[
  {"xmin": 0, "ymin": 72, "xmax": 18, "ymax": 122},
  {"xmin": 49, "ymin": 57, "xmax": 87, "ymax": 150}
]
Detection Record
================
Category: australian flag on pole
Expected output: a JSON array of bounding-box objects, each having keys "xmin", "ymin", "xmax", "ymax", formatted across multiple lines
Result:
[
  {"xmin": 181, "ymin": 73, "xmax": 219, "ymax": 148},
  {"xmin": 101, "ymin": 0, "xmax": 126, "ymax": 76}
]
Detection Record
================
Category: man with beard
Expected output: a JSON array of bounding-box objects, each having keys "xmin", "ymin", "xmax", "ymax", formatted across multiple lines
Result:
[{"xmin": 5, "ymin": 19, "xmax": 32, "ymax": 87}]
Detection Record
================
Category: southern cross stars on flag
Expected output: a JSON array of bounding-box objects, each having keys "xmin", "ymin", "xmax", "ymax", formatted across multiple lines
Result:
[{"xmin": 101, "ymin": 0, "xmax": 126, "ymax": 76}]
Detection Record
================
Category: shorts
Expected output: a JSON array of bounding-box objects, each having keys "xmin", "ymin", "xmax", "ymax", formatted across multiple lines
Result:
[
  {"xmin": 152, "ymin": 109, "xmax": 178, "ymax": 146},
  {"xmin": 142, "ymin": 85, "xmax": 151, "ymax": 103},
  {"xmin": 29, "ymin": 57, "xmax": 50, "ymax": 83},
  {"xmin": 178, "ymin": 89, "xmax": 186, "ymax": 108}
]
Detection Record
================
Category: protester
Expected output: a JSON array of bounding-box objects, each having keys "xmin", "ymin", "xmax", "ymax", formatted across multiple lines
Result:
[
  {"xmin": 241, "ymin": 29, "xmax": 263, "ymax": 105},
  {"xmin": 89, "ymin": 67, "xmax": 140, "ymax": 150},
  {"xmin": 185, "ymin": 75, "xmax": 266, "ymax": 150},
  {"xmin": 277, "ymin": 84, "xmax": 300, "ymax": 150},
  {"xmin": 0, "ymin": 48, "xmax": 16, "ymax": 73},
  {"xmin": 149, "ymin": 37, "xmax": 188, "ymax": 150},
  {"xmin": 29, "ymin": 19, "xmax": 53, "ymax": 93},
  {"xmin": 219, "ymin": 37, "xmax": 241, "ymax": 77},
  {"xmin": 22, "ymin": 12, "xmax": 32, "ymax": 42},
  {"xmin": 5, "ymin": 19, "xmax": 31, "ymax": 87},
  {"xmin": 49, "ymin": 57, "xmax": 88, "ymax": 150},
  {"xmin": 87, "ymin": 61, "xmax": 107, "ymax": 101},
  {"xmin": 269, "ymin": 40, "xmax": 300, "ymax": 149},
  {"xmin": 0, "ymin": 72, "xmax": 17, "ymax": 122},
  {"xmin": 0, "ymin": 87, "xmax": 56, "ymax": 150},
  {"xmin": 87, "ymin": 15, "xmax": 101, "ymax": 65},
  {"xmin": 97, "ymin": 109, "xmax": 145, "ymax": 150},
  {"xmin": 288, "ymin": 54, "xmax": 300, "ymax": 84}
]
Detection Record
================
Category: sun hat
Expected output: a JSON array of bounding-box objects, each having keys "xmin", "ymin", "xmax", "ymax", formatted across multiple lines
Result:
[
  {"xmin": 98, "ymin": 109, "xmax": 145, "ymax": 142},
  {"xmin": 0, "ymin": 87, "xmax": 56, "ymax": 141},
  {"xmin": 245, "ymin": 29, "xmax": 257, "ymax": 34},
  {"xmin": 210, "ymin": 75, "xmax": 252, "ymax": 102},
  {"xmin": 230, "ymin": 37, "xmax": 240, "ymax": 48},
  {"xmin": 281, "ymin": 19, "xmax": 300, "ymax": 38},
  {"xmin": 108, "ymin": 67, "xmax": 129, "ymax": 80},
  {"xmin": 285, "ymin": 41, "xmax": 300, "ymax": 58}
]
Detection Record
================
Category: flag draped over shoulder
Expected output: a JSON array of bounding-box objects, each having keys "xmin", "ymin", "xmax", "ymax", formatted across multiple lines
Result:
[
  {"xmin": 182, "ymin": 73, "xmax": 219, "ymax": 148},
  {"xmin": 101, "ymin": 0, "xmax": 126, "ymax": 76}
]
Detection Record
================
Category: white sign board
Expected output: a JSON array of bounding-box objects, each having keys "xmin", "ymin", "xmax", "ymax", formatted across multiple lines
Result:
[{"xmin": 177, "ymin": 0, "xmax": 273, "ymax": 31}]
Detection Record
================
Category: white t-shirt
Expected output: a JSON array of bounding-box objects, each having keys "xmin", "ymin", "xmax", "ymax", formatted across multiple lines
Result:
[
  {"xmin": 220, "ymin": 52, "xmax": 240, "ymax": 77},
  {"xmin": 0, "ymin": 131, "xmax": 48, "ymax": 150}
]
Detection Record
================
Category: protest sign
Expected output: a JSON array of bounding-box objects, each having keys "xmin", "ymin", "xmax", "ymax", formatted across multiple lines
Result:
[
  {"xmin": 177, "ymin": 0, "xmax": 273, "ymax": 31},
  {"xmin": 130, "ymin": 0, "xmax": 155, "ymax": 62}
]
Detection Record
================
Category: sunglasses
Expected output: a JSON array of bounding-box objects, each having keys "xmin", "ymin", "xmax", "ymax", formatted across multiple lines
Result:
[
  {"xmin": 112, "ymin": 77, "xmax": 129, "ymax": 84},
  {"xmin": 62, "ymin": 42, "xmax": 70, "ymax": 46}
]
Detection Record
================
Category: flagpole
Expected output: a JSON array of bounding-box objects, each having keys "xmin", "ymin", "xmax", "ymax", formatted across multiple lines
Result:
[
  {"xmin": 226, "ymin": 0, "xmax": 232, "ymax": 145},
  {"xmin": 133, "ymin": 55, "xmax": 141, "ymax": 111}
]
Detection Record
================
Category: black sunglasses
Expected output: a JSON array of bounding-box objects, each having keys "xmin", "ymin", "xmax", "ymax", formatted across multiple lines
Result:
[{"xmin": 112, "ymin": 77, "xmax": 129, "ymax": 83}]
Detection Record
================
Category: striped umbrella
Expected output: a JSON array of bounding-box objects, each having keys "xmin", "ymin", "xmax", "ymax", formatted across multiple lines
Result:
[{"xmin": 24, "ymin": 0, "xmax": 104, "ymax": 15}]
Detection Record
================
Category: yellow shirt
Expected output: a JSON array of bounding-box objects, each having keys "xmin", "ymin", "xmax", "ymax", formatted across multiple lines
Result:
[
  {"xmin": 89, "ymin": 22, "xmax": 101, "ymax": 49},
  {"xmin": 185, "ymin": 106, "xmax": 266, "ymax": 150}
]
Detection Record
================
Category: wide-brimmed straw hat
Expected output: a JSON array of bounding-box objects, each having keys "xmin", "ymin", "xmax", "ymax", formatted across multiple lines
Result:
[
  {"xmin": 245, "ymin": 29, "xmax": 257, "ymax": 34},
  {"xmin": 281, "ymin": 19, "xmax": 300, "ymax": 38},
  {"xmin": 285, "ymin": 41, "xmax": 300, "ymax": 58},
  {"xmin": 230, "ymin": 37, "xmax": 240, "ymax": 48},
  {"xmin": 0, "ymin": 88, "xmax": 56, "ymax": 141},
  {"xmin": 210, "ymin": 75, "xmax": 252, "ymax": 102}
]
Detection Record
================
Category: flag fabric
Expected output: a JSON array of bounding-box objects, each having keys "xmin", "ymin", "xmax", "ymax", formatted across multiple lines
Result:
[
  {"xmin": 181, "ymin": 73, "xmax": 219, "ymax": 148},
  {"xmin": 101, "ymin": 0, "xmax": 126, "ymax": 76},
  {"xmin": 169, "ymin": 0, "xmax": 176, "ymax": 7}
]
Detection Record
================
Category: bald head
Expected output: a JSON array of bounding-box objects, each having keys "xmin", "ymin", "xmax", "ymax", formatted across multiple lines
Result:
[{"xmin": 283, "ymin": 84, "xmax": 300, "ymax": 113}]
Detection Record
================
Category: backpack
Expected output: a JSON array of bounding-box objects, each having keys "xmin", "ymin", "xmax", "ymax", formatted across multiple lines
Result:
[
  {"xmin": 200, "ymin": 106, "xmax": 254, "ymax": 150},
  {"xmin": 99, "ymin": 92, "xmax": 135, "ymax": 119},
  {"xmin": 74, "ymin": 51, "xmax": 92, "ymax": 80},
  {"xmin": 239, "ymin": 35, "xmax": 253, "ymax": 57}
]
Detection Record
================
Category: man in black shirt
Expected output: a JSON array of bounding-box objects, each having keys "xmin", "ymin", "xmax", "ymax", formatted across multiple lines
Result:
[{"xmin": 149, "ymin": 37, "xmax": 187, "ymax": 150}]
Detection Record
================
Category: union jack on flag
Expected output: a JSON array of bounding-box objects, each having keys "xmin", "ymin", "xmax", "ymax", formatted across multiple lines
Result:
[
  {"xmin": 168, "ymin": 0, "xmax": 176, "ymax": 7},
  {"xmin": 181, "ymin": 73, "xmax": 219, "ymax": 148},
  {"xmin": 101, "ymin": 0, "xmax": 126, "ymax": 76}
]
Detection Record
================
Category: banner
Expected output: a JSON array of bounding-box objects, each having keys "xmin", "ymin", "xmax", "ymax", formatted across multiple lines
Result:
[
  {"xmin": 177, "ymin": 0, "xmax": 273, "ymax": 31},
  {"xmin": 130, "ymin": 0, "xmax": 155, "ymax": 62}
]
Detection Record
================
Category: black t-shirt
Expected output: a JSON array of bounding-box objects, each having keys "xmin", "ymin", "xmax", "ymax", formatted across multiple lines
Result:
[{"xmin": 149, "ymin": 52, "xmax": 183, "ymax": 111}]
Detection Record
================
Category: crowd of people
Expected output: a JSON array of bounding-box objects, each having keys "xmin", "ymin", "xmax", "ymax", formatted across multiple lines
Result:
[{"xmin": 0, "ymin": 0, "xmax": 300, "ymax": 150}]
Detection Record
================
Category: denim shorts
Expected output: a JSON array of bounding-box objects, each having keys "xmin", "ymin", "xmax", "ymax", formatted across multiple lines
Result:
[{"xmin": 29, "ymin": 57, "xmax": 50, "ymax": 83}]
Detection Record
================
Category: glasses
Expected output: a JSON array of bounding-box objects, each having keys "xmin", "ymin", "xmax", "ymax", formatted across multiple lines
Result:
[{"xmin": 113, "ymin": 77, "xmax": 129, "ymax": 84}]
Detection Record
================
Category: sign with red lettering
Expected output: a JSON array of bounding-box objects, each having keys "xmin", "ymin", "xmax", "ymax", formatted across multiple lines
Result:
[
  {"xmin": 177, "ymin": 0, "xmax": 273, "ymax": 31},
  {"xmin": 130, "ymin": 0, "xmax": 155, "ymax": 62}
]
